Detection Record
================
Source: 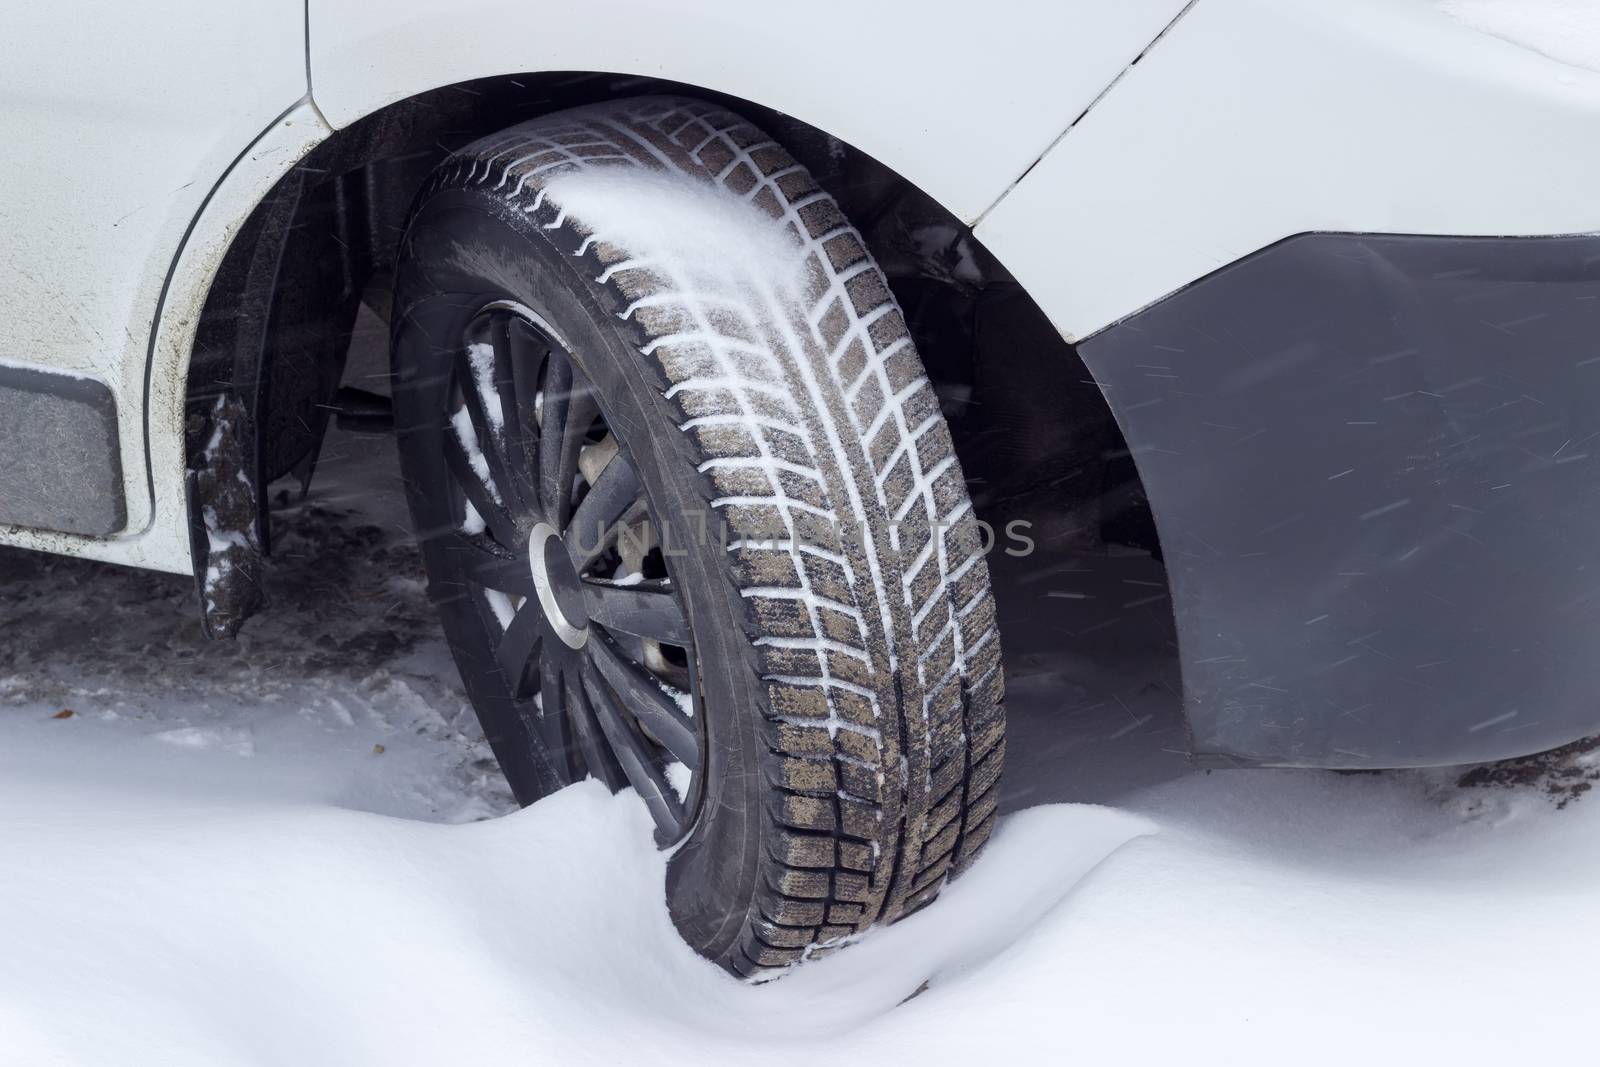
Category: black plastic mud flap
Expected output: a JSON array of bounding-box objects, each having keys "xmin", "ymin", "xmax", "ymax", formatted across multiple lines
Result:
[{"xmin": 186, "ymin": 394, "xmax": 265, "ymax": 640}]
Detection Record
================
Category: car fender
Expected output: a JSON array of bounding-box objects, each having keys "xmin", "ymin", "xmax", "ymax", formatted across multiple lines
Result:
[
  {"xmin": 977, "ymin": 0, "xmax": 1600, "ymax": 341},
  {"xmin": 307, "ymin": 0, "xmax": 1193, "ymax": 227}
]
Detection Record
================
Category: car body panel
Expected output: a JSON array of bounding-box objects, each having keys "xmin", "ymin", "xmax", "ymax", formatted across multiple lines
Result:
[
  {"xmin": 0, "ymin": 0, "xmax": 1193, "ymax": 571},
  {"xmin": 306, "ymin": 0, "xmax": 1194, "ymax": 227},
  {"xmin": 0, "ymin": 1, "xmax": 305, "ymax": 560},
  {"xmin": 977, "ymin": 0, "xmax": 1600, "ymax": 341},
  {"xmin": 0, "ymin": 104, "xmax": 329, "ymax": 575}
]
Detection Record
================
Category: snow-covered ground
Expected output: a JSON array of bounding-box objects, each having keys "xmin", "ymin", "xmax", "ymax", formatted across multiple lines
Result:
[{"xmin": 4, "ymin": 327, "xmax": 1599, "ymax": 1064}]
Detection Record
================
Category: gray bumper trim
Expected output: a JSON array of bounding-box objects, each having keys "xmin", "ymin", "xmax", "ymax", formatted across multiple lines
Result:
[{"xmin": 0, "ymin": 363, "xmax": 125, "ymax": 537}]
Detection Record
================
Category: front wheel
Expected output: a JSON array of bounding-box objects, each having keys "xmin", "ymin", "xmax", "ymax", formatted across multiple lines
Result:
[{"xmin": 390, "ymin": 97, "xmax": 1004, "ymax": 979}]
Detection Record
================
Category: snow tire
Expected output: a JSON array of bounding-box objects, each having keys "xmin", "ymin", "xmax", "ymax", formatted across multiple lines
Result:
[{"xmin": 391, "ymin": 96, "xmax": 1004, "ymax": 979}]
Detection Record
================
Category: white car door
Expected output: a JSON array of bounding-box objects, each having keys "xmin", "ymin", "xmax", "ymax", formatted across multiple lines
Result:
[{"xmin": 0, "ymin": 1, "xmax": 304, "ymax": 540}]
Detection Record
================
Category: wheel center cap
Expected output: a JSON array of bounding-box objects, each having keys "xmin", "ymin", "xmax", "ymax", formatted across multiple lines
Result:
[{"xmin": 528, "ymin": 521, "xmax": 589, "ymax": 650}]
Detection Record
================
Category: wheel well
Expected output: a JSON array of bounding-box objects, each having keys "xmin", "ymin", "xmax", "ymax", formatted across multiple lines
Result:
[{"xmin": 184, "ymin": 71, "xmax": 1159, "ymax": 631}]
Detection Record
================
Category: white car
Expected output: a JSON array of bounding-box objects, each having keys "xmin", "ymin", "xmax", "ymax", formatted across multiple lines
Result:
[{"xmin": 4, "ymin": 0, "xmax": 1600, "ymax": 978}]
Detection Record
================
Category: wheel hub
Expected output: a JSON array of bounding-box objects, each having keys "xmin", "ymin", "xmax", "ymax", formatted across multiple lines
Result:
[{"xmin": 527, "ymin": 521, "xmax": 589, "ymax": 649}]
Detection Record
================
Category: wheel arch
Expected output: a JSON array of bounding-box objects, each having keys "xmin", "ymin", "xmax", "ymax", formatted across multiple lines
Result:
[{"xmin": 185, "ymin": 72, "xmax": 1160, "ymax": 663}]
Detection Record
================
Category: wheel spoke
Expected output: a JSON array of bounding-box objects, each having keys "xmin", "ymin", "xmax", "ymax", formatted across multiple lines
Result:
[
  {"xmin": 539, "ymin": 356, "xmax": 596, "ymax": 525},
  {"xmin": 565, "ymin": 453, "xmax": 642, "ymax": 568},
  {"xmin": 454, "ymin": 367, "xmax": 514, "ymax": 507},
  {"xmin": 457, "ymin": 326, "xmax": 535, "ymax": 517},
  {"xmin": 443, "ymin": 429, "xmax": 519, "ymax": 547},
  {"xmin": 496, "ymin": 603, "xmax": 542, "ymax": 698},
  {"xmin": 505, "ymin": 315, "xmax": 547, "ymax": 434},
  {"xmin": 586, "ymin": 630, "xmax": 700, "ymax": 770},
  {"xmin": 534, "ymin": 659, "xmax": 584, "ymax": 782},
  {"xmin": 565, "ymin": 671, "xmax": 627, "ymax": 792},
  {"xmin": 580, "ymin": 660, "xmax": 690, "ymax": 841},
  {"xmin": 446, "ymin": 534, "xmax": 535, "ymax": 599},
  {"xmin": 584, "ymin": 579, "xmax": 689, "ymax": 646},
  {"xmin": 490, "ymin": 315, "xmax": 538, "ymax": 496}
]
